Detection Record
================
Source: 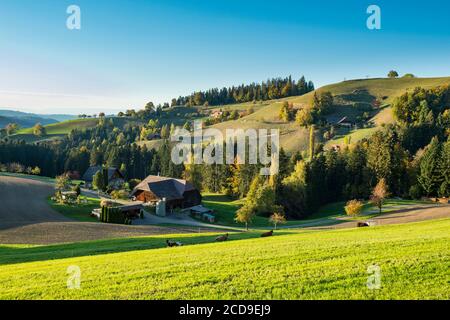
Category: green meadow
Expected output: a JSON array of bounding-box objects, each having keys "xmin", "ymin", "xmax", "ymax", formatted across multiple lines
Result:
[{"xmin": 0, "ymin": 219, "xmax": 448, "ymax": 300}]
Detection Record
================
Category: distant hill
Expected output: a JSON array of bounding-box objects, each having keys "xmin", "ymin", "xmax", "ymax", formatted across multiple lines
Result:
[
  {"xmin": 0, "ymin": 115, "xmax": 57, "ymax": 129},
  {"xmin": 0, "ymin": 110, "xmax": 77, "ymax": 126},
  {"xmin": 5, "ymin": 76, "xmax": 450, "ymax": 150}
]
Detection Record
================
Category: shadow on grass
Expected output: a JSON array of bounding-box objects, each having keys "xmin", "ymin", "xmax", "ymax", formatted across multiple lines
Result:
[{"xmin": 0, "ymin": 230, "xmax": 292, "ymax": 266}]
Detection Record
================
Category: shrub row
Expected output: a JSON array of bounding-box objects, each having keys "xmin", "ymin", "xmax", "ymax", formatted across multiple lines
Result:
[{"xmin": 100, "ymin": 206, "xmax": 132, "ymax": 225}]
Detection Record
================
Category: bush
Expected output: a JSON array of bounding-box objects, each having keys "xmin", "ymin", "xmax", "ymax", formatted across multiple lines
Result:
[
  {"xmin": 409, "ymin": 184, "xmax": 423, "ymax": 199},
  {"xmin": 101, "ymin": 206, "xmax": 129, "ymax": 224},
  {"xmin": 345, "ymin": 199, "xmax": 364, "ymax": 216},
  {"xmin": 128, "ymin": 179, "xmax": 141, "ymax": 189},
  {"xmin": 111, "ymin": 189, "xmax": 129, "ymax": 200},
  {"xmin": 100, "ymin": 199, "xmax": 116, "ymax": 207}
]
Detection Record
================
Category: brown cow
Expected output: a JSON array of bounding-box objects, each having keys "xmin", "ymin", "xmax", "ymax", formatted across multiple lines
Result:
[
  {"xmin": 215, "ymin": 233, "xmax": 229, "ymax": 242},
  {"xmin": 261, "ymin": 230, "xmax": 274, "ymax": 237}
]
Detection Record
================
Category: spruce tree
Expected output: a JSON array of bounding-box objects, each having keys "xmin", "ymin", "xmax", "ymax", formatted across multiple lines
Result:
[{"xmin": 418, "ymin": 137, "xmax": 442, "ymax": 196}]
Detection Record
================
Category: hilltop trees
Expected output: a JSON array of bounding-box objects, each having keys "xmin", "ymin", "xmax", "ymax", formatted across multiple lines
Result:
[
  {"xmin": 172, "ymin": 75, "xmax": 314, "ymax": 107},
  {"xmin": 388, "ymin": 70, "xmax": 399, "ymax": 78},
  {"xmin": 393, "ymin": 86, "xmax": 449, "ymax": 133}
]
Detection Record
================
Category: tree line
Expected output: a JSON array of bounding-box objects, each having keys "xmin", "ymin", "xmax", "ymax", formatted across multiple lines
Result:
[{"xmin": 171, "ymin": 76, "xmax": 314, "ymax": 107}]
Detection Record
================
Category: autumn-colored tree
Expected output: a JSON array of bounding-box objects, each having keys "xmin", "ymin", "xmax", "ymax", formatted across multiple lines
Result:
[
  {"xmin": 270, "ymin": 212, "xmax": 286, "ymax": 230},
  {"xmin": 235, "ymin": 205, "xmax": 255, "ymax": 231},
  {"xmin": 344, "ymin": 199, "xmax": 364, "ymax": 216},
  {"xmin": 388, "ymin": 70, "xmax": 399, "ymax": 78},
  {"xmin": 5, "ymin": 123, "xmax": 19, "ymax": 135},
  {"xmin": 279, "ymin": 101, "xmax": 292, "ymax": 122},
  {"xmin": 55, "ymin": 174, "xmax": 71, "ymax": 192},
  {"xmin": 295, "ymin": 108, "xmax": 313, "ymax": 126},
  {"xmin": 370, "ymin": 178, "xmax": 389, "ymax": 214},
  {"xmin": 33, "ymin": 123, "xmax": 46, "ymax": 137}
]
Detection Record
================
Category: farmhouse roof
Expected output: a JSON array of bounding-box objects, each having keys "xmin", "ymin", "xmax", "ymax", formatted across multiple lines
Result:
[
  {"xmin": 82, "ymin": 166, "xmax": 123, "ymax": 182},
  {"xmin": 131, "ymin": 175, "xmax": 196, "ymax": 201}
]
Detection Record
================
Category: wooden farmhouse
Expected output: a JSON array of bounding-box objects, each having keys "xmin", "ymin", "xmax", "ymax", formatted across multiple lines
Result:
[{"xmin": 131, "ymin": 175, "xmax": 202, "ymax": 209}]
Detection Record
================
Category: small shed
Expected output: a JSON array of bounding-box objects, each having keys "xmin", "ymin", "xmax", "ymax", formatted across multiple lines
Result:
[{"xmin": 336, "ymin": 116, "xmax": 353, "ymax": 128}]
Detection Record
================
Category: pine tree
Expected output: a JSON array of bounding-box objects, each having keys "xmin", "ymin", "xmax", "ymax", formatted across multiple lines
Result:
[
  {"xmin": 309, "ymin": 125, "xmax": 316, "ymax": 160},
  {"xmin": 418, "ymin": 137, "xmax": 442, "ymax": 196},
  {"xmin": 438, "ymin": 137, "xmax": 450, "ymax": 197}
]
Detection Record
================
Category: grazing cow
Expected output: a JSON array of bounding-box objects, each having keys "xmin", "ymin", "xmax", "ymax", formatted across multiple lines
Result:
[
  {"xmin": 166, "ymin": 239, "xmax": 183, "ymax": 247},
  {"xmin": 357, "ymin": 222, "xmax": 370, "ymax": 228},
  {"xmin": 261, "ymin": 230, "xmax": 274, "ymax": 237},
  {"xmin": 216, "ymin": 233, "xmax": 229, "ymax": 242}
]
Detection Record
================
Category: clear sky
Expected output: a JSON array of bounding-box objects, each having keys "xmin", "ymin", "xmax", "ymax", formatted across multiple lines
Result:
[{"xmin": 1, "ymin": 0, "xmax": 449, "ymax": 114}]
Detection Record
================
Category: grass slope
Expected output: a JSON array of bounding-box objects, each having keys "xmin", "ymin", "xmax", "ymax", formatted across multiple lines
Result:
[
  {"xmin": 211, "ymin": 77, "xmax": 450, "ymax": 152},
  {"xmin": 48, "ymin": 197, "xmax": 100, "ymax": 222},
  {"xmin": 11, "ymin": 117, "xmax": 144, "ymax": 143},
  {"xmin": 17, "ymin": 118, "xmax": 100, "ymax": 135},
  {"xmin": 0, "ymin": 219, "xmax": 448, "ymax": 299}
]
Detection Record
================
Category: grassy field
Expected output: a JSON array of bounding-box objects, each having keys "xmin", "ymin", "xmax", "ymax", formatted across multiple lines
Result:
[
  {"xmin": 202, "ymin": 194, "xmax": 431, "ymax": 227},
  {"xmin": 202, "ymin": 194, "xmax": 308, "ymax": 228},
  {"xmin": 17, "ymin": 118, "xmax": 100, "ymax": 135},
  {"xmin": 48, "ymin": 197, "xmax": 101, "ymax": 222},
  {"xmin": 311, "ymin": 198, "xmax": 432, "ymax": 220},
  {"xmin": 0, "ymin": 218, "xmax": 448, "ymax": 299},
  {"xmin": 11, "ymin": 117, "xmax": 146, "ymax": 143}
]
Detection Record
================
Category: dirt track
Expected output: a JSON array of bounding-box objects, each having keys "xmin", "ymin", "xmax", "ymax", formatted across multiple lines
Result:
[{"xmin": 0, "ymin": 176, "xmax": 217, "ymax": 244}]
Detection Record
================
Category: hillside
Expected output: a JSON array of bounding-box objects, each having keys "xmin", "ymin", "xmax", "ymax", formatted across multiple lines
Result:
[
  {"xmin": 0, "ymin": 110, "xmax": 76, "ymax": 122},
  {"xmin": 10, "ymin": 117, "xmax": 145, "ymax": 143},
  {"xmin": 6, "ymin": 77, "xmax": 450, "ymax": 150},
  {"xmin": 0, "ymin": 218, "xmax": 448, "ymax": 299},
  {"xmin": 210, "ymin": 77, "xmax": 450, "ymax": 152},
  {"xmin": 0, "ymin": 115, "xmax": 57, "ymax": 129}
]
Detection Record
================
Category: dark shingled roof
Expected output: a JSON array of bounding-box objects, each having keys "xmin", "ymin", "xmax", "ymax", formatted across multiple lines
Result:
[
  {"xmin": 131, "ymin": 175, "xmax": 196, "ymax": 201},
  {"xmin": 82, "ymin": 166, "xmax": 123, "ymax": 182}
]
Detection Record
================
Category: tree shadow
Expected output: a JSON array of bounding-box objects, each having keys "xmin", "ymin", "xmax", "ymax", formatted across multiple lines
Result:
[{"xmin": 0, "ymin": 230, "xmax": 292, "ymax": 266}]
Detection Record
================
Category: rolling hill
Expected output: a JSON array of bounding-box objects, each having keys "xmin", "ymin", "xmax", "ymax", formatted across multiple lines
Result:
[
  {"xmin": 210, "ymin": 76, "xmax": 450, "ymax": 152},
  {"xmin": 9, "ymin": 117, "xmax": 145, "ymax": 143},
  {"xmin": 0, "ymin": 218, "xmax": 448, "ymax": 299},
  {"xmin": 0, "ymin": 115, "xmax": 57, "ymax": 129},
  {"xmin": 6, "ymin": 77, "xmax": 450, "ymax": 150}
]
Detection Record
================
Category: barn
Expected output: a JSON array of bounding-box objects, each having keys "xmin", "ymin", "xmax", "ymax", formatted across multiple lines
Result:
[{"xmin": 131, "ymin": 175, "xmax": 202, "ymax": 209}]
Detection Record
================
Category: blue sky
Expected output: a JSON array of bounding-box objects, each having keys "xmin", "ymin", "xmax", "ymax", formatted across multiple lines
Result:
[{"xmin": 1, "ymin": 0, "xmax": 449, "ymax": 114}]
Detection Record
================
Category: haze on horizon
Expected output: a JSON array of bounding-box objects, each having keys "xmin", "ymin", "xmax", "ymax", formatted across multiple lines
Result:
[{"xmin": 1, "ymin": 0, "xmax": 449, "ymax": 115}]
